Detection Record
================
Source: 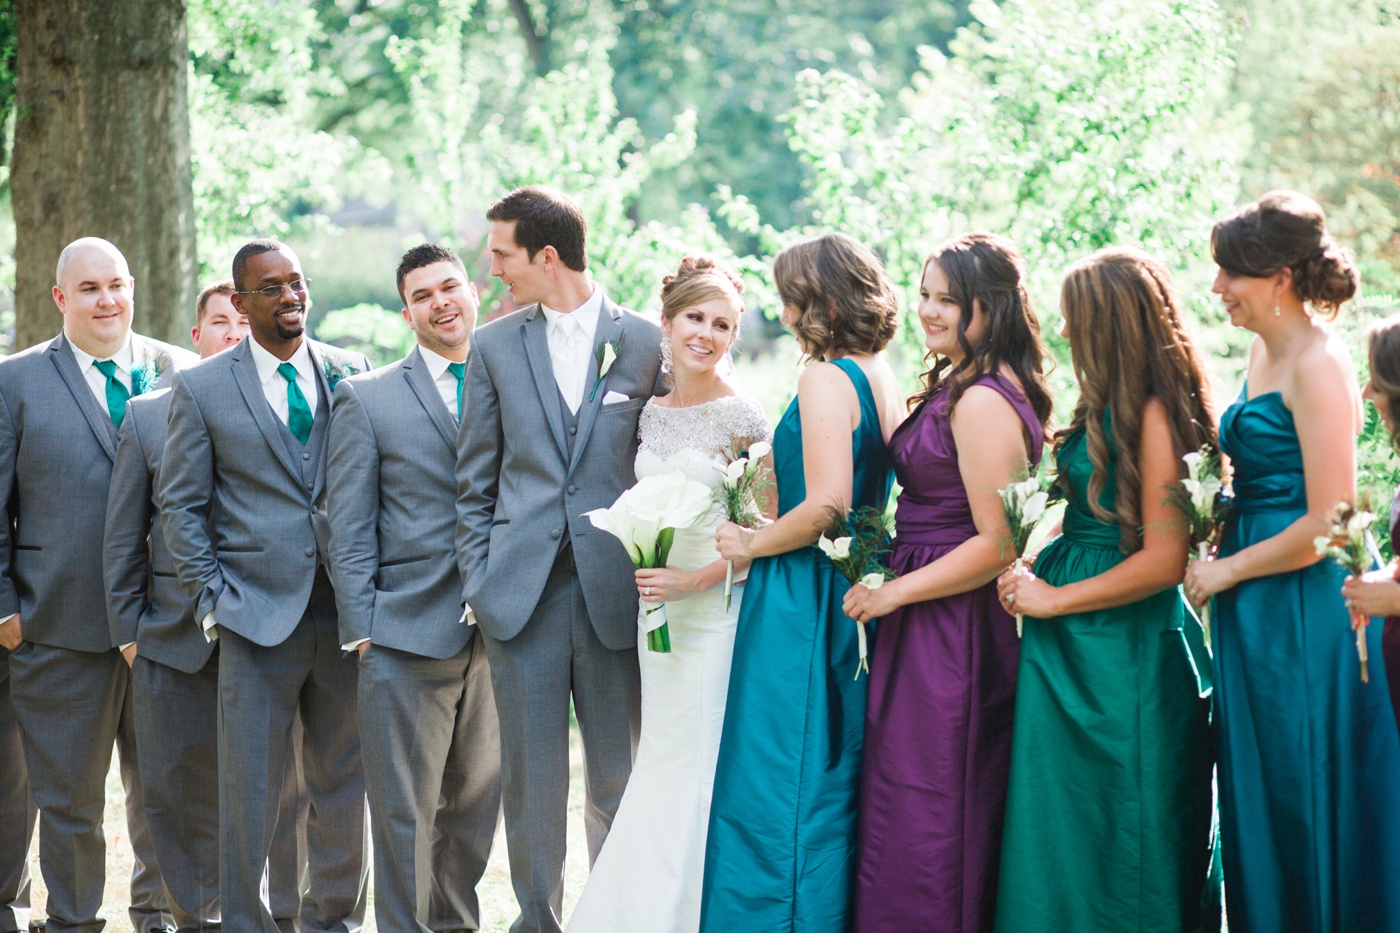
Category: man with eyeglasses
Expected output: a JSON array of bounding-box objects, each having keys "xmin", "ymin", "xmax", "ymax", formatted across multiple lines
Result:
[
  {"xmin": 0, "ymin": 237, "xmax": 195, "ymax": 933},
  {"xmin": 160, "ymin": 240, "xmax": 372, "ymax": 933}
]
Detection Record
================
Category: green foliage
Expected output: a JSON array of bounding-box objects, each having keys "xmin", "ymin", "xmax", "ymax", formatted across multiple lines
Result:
[{"xmin": 313, "ymin": 302, "xmax": 416, "ymax": 368}]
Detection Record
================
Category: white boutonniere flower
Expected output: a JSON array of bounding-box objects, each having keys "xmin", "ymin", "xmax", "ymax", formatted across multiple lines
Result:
[{"xmin": 589, "ymin": 337, "xmax": 624, "ymax": 403}]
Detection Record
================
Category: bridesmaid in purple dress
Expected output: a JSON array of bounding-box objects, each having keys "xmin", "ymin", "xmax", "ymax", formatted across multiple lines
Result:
[{"xmin": 843, "ymin": 233, "xmax": 1053, "ymax": 933}]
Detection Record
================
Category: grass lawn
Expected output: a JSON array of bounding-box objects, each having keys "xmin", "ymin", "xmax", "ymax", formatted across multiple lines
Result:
[{"xmin": 26, "ymin": 724, "xmax": 591, "ymax": 932}]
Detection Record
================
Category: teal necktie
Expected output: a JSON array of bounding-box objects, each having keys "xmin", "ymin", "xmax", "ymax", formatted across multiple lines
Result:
[
  {"xmin": 277, "ymin": 362, "xmax": 313, "ymax": 445},
  {"xmin": 447, "ymin": 361, "xmax": 466, "ymax": 423},
  {"xmin": 93, "ymin": 359, "xmax": 131, "ymax": 428}
]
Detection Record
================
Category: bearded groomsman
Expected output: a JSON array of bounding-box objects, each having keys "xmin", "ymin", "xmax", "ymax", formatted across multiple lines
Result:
[
  {"xmin": 160, "ymin": 240, "xmax": 371, "ymax": 933},
  {"xmin": 104, "ymin": 281, "xmax": 312, "ymax": 932},
  {"xmin": 0, "ymin": 237, "xmax": 193, "ymax": 933},
  {"xmin": 327, "ymin": 244, "xmax": 502, "ymax": 932}
]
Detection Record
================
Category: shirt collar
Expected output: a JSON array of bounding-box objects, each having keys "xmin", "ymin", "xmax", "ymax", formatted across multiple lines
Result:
[
  {"xmin": 416, "ymin": 344, "xmax": 464, "ymax": 381},
  {"xmin": 249, "ymin": 336, "xmax": 314, "ymax": 387},
  {"xmin": 541, "ymin": 284, "xmax": 603, "ymax": 342},
  {"xmin": 65, "ymin": 328, "xmax": 134, "ymax": 374}
]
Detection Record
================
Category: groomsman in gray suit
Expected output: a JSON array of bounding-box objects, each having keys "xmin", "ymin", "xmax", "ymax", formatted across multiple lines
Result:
[
  {"xmin": 456, "ymin": 187, "xmax": 663, "ymax": 933},
  {"xmin": 327, "ymin": 244, "xmax": 502, "ymax": 932},
  {"xmin": 104, "ymin": 282, "xmax": 312, "ymax": 932},
  {"xmin": 0, "ymin": 237, "xmax": 193, "ymax": 933},
  {"xmin": 160, "ymin": 240, "xmax": 371, "ymax": 933}
]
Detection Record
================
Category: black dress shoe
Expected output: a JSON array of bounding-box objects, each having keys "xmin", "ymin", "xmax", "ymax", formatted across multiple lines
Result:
[{"xmin": 27, "ymin": 921, "xmax": 45, "ymax": 933}]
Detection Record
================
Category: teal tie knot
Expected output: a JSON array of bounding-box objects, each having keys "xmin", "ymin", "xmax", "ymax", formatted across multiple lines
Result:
[
  {"xmin": 277, "ymin": 362, "xmax": 313, "ymax": 445},
  {"xmin": 94, "ymin": 359, "xmax": 130, "ymax": 428},
  {"xmin": 447, "ymin": 361, "xmax": 466, "ymax": 422}
]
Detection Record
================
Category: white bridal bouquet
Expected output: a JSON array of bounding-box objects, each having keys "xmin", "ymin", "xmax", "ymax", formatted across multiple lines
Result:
[
  {"xmin": 997, "ymin": 457, "xmax": 1056, "ymax": 638},
  {"xmin": 584, "ymin": 472, "xmax": 715, "ymax": 652}
]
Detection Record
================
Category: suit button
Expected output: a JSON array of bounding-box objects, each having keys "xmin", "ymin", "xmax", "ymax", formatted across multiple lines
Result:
[
  {"xmin": 569, "ymin": 426, "xmax": 577, "ymax": 435},
  {"xmin": 304, "ymin": 547, "xmax": 315, "ymax": 557},
  {"xmin": 550, "ymin": 529, "xmax": 561, "ymax": 540},
  {"xmin": 567, "ymin": 485, "xmax": 576, "ymax": 495},
  {"xmin": 306, "ymin": 481, "xmax": 313, "ymax": 490},
  {"xmin": 303, "ymin": 452, "xmax": 311, "ymax": 461}
]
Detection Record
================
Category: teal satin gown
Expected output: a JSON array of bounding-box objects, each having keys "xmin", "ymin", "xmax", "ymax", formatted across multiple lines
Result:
[
  {"xmin": 699, "ymin": 358, "xmax": 894, "ymax": 931},
  {"xmin": 1214, "ymin": 387, "xmax": 1400, "ymax": 932}
]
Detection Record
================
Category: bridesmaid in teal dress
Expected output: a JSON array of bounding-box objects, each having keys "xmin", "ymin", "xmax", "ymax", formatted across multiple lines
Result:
[
  {"xmin": 995, "ymin": 248, "xmax": 1219, "ymax": 932},
  {"xmin": 705, "ymin": 233, "xmax": 905, "ymax": 932},
  {"xmin": 1186, "ymin": 191, "xmax": 1400, "ymax": 932}
]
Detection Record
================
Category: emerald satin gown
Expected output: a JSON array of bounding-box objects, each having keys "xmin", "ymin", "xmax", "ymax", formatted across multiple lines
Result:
[{"xmin": 995, "ymin": 420, "xmax": 1220, "ymax": 933}]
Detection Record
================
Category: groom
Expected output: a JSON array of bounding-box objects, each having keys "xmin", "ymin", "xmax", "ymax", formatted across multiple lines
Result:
[{"xmin": 456, "ymin": 186, "xmax": 663, "ymax": 933}]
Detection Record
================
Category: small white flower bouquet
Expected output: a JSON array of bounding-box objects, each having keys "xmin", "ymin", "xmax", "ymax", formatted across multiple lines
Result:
[
  {"xmin": 817, "ymin": 506, "xmax": 895, "ymax": 680},
  {"xmin": 714, "ymin": 440, "xmax": 773, "ymax": 611},
  {"xmin": 585, "ymin": 472, "xmax": 714, "ymax": 652},
  {"xmin": 997, "ymin": 457, "xmax": 1056, "ymax": 638},
  {"xmin": 1314, "ymin": 499, "xmax": 1379, "ymax": 683},
  {"xmin": 1165, "ymin": 444, "xmax": 1230, "ymax": 638}
]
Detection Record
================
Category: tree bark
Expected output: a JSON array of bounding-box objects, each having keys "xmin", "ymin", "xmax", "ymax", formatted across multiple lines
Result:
[{"xmin": 12, "ymin": 0, "xmax": 196, "ymax": 351}]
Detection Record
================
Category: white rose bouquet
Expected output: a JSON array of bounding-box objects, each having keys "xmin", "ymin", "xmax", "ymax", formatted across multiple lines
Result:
[
  {"xmin": 714, "ymin": 439, "xmax": 773, "ymax": 611},
  {"xmin": 997, "ymin": 457, "xmax": 1056, "ymax": 638},
  {"xmin": 1314, "ymin": 499, "xmax": 1380, "ymax": 682},
  {"xmin": 1165, "ymin": 444, "xmax": 1230, "ymax": 638},
  {"xmin": 584, "ymin": 472, "xmax": 715, "ymax": 652},
  {"xmin": 817, "ymin": 505, "xmax": 895, "ymax": 680}
]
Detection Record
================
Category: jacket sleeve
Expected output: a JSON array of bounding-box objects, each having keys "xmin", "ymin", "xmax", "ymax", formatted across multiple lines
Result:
[
  {"xmin": 159, "ymin": 373, "xmax": 224, "ymax": 623},
  {"xmin": 326, "ymin": 380, "xmax": 380, "ymax": 646},
  {"xmin": 455, "ymin": 341, "xmax": 503, "ymax": 610},
  {"xmin": 0, "ymin": 381, "xmax": 19, "ymax": 618},
  {"xmin": 103, "ymin": 411, "xmax": 155, "ymax": 647}
]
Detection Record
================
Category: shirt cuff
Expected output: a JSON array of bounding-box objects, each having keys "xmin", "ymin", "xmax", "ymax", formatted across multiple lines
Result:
[
  {"xmin": 459, "ymin": 604, "xmax": 476, "ymax": 626},
  {"xmin": 119, "ymin": 641, "xmax": 136, "ymax": 652},
  {"xmin": 0, "ymin": 613, "xmax": 15, "ymax": 626},
  {"xmin": 201, "ymin": 611, "xmax": 219, "ymax": 643},
  {"xmin": 342, "ymin": 637, "xmax": 370, "ymax": 652}
]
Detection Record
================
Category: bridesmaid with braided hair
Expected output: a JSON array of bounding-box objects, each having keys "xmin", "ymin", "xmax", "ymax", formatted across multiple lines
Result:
[{"xmin": 996, "ymin": 247, "xmax": 1219, "ymax": 932}]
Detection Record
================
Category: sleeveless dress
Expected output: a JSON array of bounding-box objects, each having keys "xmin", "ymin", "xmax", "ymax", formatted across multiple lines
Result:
[
  {"xmin": 699, "ymin": 358, "xmax": 894, "ymax": 932},
  {"xmin": 566, "ymin": 395, "xmax": 772, "ymax": 933},
  {"xmin": 1212, "ymin": 387, "xmax": 1400, "ymax": 932},
  {"xmin": 854, "ymin": 375, "xmax": 1043, "ymax": 933},
  {"xmin": 1385, "ymin": 493, "xmax": 1400, "ymax": 729},
  {"xmin": 995, "ymin": 417, "xmax": 1220, "ymax": 933}
]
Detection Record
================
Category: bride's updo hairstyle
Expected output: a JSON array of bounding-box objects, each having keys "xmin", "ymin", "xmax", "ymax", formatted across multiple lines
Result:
[
  {"xmin": 659, "ymin": 255, "xmax": 746, "ymax": 331},
  {"xmin": 1210, "ymin": 190, "xmax": 1359, "ymax": 318},
  {"xmin": 773, "ymin": 233, "xmax": 898, "ymax": 362}
]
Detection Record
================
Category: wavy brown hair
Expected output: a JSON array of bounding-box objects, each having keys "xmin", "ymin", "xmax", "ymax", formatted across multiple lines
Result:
[
  {"xmin": 1367, "ymin": 312, "xmax": 1400, "ymax": 454},
  {"xmin": 1210, "ymin": 190, "xmax": 1358, "ymax": 318},
  {"xmin": 908, "ymin": 233, "xmax": 1053, "ymax": 437},
  {"xmin": 1059, "ymin": 247, "xmax": 1217, "ymax": 552},
  {"xmin": 773, "ymin": 233, "xmax": 898, "ymax": 362}
]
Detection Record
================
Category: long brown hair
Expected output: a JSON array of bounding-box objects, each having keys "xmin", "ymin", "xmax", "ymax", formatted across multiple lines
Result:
[
  {"xmin": 1059, "ymin": 247, "xmax": 1216, "ymax": 552},
  {"xmin": 773, "ymin": 233, "xmax": 899, "ymax": 362},
  {"xmin": 1367, "ymin": 312, "xmax": 1400, "ymax": 454},
  {"xmin": 908, "ymin": 233, "xmax": 1053, "ymax": 435}
]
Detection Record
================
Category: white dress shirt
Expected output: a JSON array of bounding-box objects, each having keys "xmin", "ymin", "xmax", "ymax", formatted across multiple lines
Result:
[
  {"xmin": 202, "ymin": 338, "xmax": 319, "ymax": 642},
  {"xmin": 417, "ymin": 345, "xmax": 467, "ymax": 420},
  {"xmin": 540, "ymin": 285, "xmax": 601, "ymax": 414},
  {"xmin": 66, "ymin": 328, "xmax": 134, "ymax": 407},
  {"xmin": 248, "ymin": 337, "xmax": 320, "ymax": 428}
]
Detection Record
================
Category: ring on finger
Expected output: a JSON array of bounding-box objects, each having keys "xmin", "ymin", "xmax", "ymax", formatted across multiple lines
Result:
[{"xmin": 1007, "ymin": 593, "xmax": 1016, "ymax": 606}]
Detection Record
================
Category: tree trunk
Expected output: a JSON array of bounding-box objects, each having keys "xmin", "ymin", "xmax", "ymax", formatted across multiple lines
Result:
[{"xmin": 12, "ymin": 0, "xmax": 196, "ymax": 351}]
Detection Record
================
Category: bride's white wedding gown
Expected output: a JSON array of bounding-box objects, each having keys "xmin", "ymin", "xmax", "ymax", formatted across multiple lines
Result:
[{"xmin": 566, "ymin": 395, "xmax": 771, "ymax": 933}]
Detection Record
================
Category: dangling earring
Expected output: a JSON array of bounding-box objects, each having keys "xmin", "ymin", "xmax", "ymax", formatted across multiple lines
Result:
[
  {"xmin": 1274, "ymin": 303, "xmax": 1282, "ymax": 317},
  {"xmin": 660, "ymin": 338, "xmax": 673, "ymax": 375}
]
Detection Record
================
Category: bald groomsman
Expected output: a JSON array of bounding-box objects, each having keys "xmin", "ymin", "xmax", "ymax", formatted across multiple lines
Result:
[
  {"xmin": 160, "ymin": 240, "xmax": 370, "ymax": 933},
  {"xmin": 104, "ymin": 281, "xmax": 311, "ymax": 932},
  {"xmin": 0, "ymin": 237, "xmax": 194, "ymax": 933},
  {"xmin": 327, "ymin": 244, "xmax": 501, "ymax": 932}
]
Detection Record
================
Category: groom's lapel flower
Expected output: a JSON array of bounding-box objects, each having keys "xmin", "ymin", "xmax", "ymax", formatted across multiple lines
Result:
[
  {"xmin": 130, "ymin": 344, "xmax": 172, "ymax": 397},
  {"xmin": 320, "ymin": 353, "xmax": 362, "ymax": 392},
  {"xmin": 588, "ymin": 335, "xmax": 624, "ymax": 403}
]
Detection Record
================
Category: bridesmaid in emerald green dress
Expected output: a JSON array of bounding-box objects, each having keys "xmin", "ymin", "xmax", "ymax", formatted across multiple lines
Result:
[
  {"xmin": 1186, "ymin": 192, "xmax": 1400, "ymax": 932},
  {"xmin": 704, "ymin": 234, "xmax": 905, "ymax": 932},
  {"xmin": 996, "ymin": 248, "xmax": 1220, "ymax": 932}
]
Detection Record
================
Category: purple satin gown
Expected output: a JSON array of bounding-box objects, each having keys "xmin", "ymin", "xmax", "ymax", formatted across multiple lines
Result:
[{"xmin": 855, "ymin": 375, "xmax": 1043, "ymax": 933}]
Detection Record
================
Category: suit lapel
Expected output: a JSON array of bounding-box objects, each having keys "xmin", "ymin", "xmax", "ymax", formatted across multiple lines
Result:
[
  {"xmin": 306, "ymin": 341, "xmax": 335, "ymax": 499},
  {"xmin": 402, "ymin": 348, "xmax": 457, "ymax": 452},
  {"xmin": 47, "ymin": 331, "xmax": 118, "ymax": 461},
  {"xmin": 230, "ymin": 340, "xmax": 304, "ymax": 486},
  {"xmin": 521, "ymin": 307, "xmax": 569, "ymax": 460},
  {"xmin": 568, "ymin": 300, "xmax": 624, "ymax": 477}
]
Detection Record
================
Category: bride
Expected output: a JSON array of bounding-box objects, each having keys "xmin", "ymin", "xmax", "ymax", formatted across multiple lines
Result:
[{"xmin": 566, "ymin": 256, "xmax": 773, "ymax": 933}]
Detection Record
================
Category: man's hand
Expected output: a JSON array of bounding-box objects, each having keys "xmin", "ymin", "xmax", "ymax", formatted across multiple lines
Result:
[
  {"xmin": 121, "ymin": 644, "xmax": 138, "ymax": 668},
  {"xmin": 357, "ymin": 641, "xmax": 371, "ymax": 658},
  {"xmin": 0, "ymin": 614, "xmax": 21, "ymax": 651}
]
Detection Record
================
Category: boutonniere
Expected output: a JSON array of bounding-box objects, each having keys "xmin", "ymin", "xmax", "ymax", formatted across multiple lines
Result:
[
  {"xmin": 321, "ymin": 356, "xmax": 362, "ymax": 392},
  {"xmin": 130, "ymin": 346, "xmax": 172, "ymax": 397},
  {"xmin": 589, "ymin": 335, "xmax": 624, "ymax": 403}
]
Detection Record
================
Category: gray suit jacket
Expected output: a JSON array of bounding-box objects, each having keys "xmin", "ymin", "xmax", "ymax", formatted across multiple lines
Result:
[
  {"xmin": 327, "ymin": 347, "xmax": 468, "ymax": 660},
  {"xmin": 0, "ymin": 331, "xmax": 195, "ymax": 652},
  {"xmin": 455, "ymin": 296, "xmax": 662, "ymax": 650},
  {"xmin": 103, "ymin": 388, "xmax": 218, "ymax": 673},
  {"xmin": 159, "ymin": 337, "xmax": 370, "ymax": 648}
]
